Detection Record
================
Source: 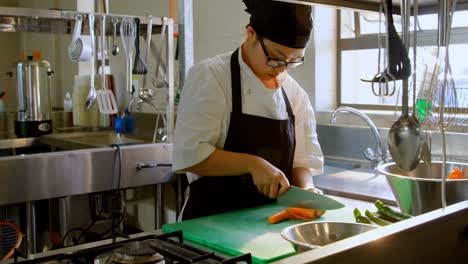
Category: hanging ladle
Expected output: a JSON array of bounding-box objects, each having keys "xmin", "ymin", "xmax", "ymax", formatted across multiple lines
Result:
[
  {"xmin": 387, "ymin": 0, "xmax": 424, "ymax": 171},
  {"xmin": 112, "ymin": 18, "xmax": 120, "ymax": 56}
]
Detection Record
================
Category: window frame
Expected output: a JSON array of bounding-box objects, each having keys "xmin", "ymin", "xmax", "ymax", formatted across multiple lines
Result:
[{"xmin": 336, "ymin": 9, "xmax": 468, "ymax": 111}]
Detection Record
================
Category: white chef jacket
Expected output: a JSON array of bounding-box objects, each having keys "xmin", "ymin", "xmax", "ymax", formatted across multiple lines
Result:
[{"xmin": 173, "ymin": 49, "xmax": 323, "ymax": 181}]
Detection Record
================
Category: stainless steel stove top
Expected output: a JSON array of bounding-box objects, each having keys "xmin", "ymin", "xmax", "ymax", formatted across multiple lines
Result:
[{"xmin": 7, "ymin": 231, "xmax": 251, "ymax": 264}]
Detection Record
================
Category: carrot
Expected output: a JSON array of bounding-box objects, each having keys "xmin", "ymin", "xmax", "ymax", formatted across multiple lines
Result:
[
  {"xmin": 289, "ymin": 207, "xmax": 326, "ymax": 219},
  {"xmin": 268, "ymin": 208, "xmax": 326, "ymax": 224},
  {"xmin": 288, "ymin": 212, "xmax": 312, "ymax": 221},
  {"xmin": 268, "ymin": 209, "xmax": 291, "ymax": 224},
  {"xmin": 448, "ymin": 167, "xmax": 464, "ymax": 180}
]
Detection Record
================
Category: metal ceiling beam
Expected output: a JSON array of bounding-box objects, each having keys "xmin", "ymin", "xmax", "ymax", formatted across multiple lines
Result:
[{"xmin": 275, "ymin": 0, "xmax": 468, "ymax": 14}]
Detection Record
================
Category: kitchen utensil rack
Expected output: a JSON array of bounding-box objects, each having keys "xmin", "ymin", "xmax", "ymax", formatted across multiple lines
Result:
[
  {"xmin": 0, "ymin": 6, "xmax": 176, "ymax": 143},
  {"xmin": 0, "ymin": 6, "xmax": 174, "ymax": 36}
]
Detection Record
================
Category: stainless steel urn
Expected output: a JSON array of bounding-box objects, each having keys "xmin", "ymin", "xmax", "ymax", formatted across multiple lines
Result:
[{"xmin": 14, "ymin": 59, "xmax": 54, "ymax": 138}]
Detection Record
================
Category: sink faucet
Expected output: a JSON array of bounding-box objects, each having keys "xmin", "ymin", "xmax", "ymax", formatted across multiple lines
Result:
[
  {"xmin": 136, "ymin": 98, "xmax": 167, "ymax": 143},
  {"xmin": 330, "ymin": 106, "xmax": 389, "ymax": 168}
]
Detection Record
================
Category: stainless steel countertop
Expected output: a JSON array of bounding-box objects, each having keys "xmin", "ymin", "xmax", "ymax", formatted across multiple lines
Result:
[
  {"xmin": 315, "ymin": 165, "xmax": 397, "ymax": 206},
  {"xmin": 0, "ymin": 130, "xmax": 157, "ymax": 150},
  {"xmin": 8, "ymin": 196, "xmax": 466, "ymax": 264},
  {"xmin": 0, "ymin": 130, "xmax": 146, "ymax": 150},
  {"xmin": 0, "ymin": 137, "xmax": 41, "ymax": 150},
  {"xmin": 40, "ymin": 131, "xmax": 153, "ymax": 150},
  {"xmin": 0, "ymin": 143, "xmax": 173, "ymax": 206},
  {"xmin": 273, "ymin": 200, "xmax": 468, "ymax": 264}
]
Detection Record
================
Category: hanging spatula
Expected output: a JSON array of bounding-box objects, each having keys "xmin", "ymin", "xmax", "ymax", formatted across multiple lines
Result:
[
  {"xmin": 383, "ymin": 0, "xmax": 412, "ymax": 80},
  {"xmin": 96, "ymin": 14, "xmax": 118, "ymax": 115}
]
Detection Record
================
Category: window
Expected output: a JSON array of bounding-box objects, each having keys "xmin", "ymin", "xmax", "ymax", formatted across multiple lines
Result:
[{"xmin": 338, "ymin": 9, "xmax": 468, "ymax": 116}]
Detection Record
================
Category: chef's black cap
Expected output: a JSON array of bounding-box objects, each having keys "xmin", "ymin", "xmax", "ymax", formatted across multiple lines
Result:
[{"xmin": 243, "ymin": 0, "xmax": 313, "ymax": 49}]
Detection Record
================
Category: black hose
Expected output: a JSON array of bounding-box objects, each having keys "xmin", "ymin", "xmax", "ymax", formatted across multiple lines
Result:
[{"xmin": 110, "ymin": 144, "xmax": 123, "ymax": 244}]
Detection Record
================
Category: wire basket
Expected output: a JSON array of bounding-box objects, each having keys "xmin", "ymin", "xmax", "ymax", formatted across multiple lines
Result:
[{"xmin": 414, "ymin": 62, "xmax": 468, "ymax": 128}]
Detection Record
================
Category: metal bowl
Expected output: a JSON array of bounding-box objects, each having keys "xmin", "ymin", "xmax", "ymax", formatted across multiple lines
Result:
[
  {"xmin": 377, "ymin": 161, "xmax": 468, "ymax": 216},
  {"xmin": 280, "ymin": 221, "xmax": 376, "ymax": 252}
]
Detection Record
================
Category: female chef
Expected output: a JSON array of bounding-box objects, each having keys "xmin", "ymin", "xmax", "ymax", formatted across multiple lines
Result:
[{"xmin": 173, "ymin": 0, "xmax": 324, "ymax": 220}]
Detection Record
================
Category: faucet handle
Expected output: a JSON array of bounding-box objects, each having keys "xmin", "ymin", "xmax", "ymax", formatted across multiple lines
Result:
[
  {"xmin": 383, "ymin": 150, "xmax": 392, "ymax": 163},
  {"xmin": 363, "ymin": 147, "xmax": 376, "ymax": 161},
  {"xmin": 363, "ymin": 147, "xmax": 381, "ymax": 168}
]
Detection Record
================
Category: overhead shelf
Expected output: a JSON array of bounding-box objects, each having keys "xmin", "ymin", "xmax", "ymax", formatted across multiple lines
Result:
[
  {"xmin": 277, "ymin": 0, "xmax": 468, "ymax": 14},
  {"xmin": 0, "ymin": 6, "xmax": 173, "ymax": 35}
]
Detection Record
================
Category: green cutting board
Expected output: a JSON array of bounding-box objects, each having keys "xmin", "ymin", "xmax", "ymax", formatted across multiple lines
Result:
[{"xmin": 162, "ymin": 203, "xmax": 356, "ymax": 263}]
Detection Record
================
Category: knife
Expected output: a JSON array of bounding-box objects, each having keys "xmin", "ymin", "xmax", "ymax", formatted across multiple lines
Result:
[{"xmin": 277, "ymin": 186, "xmax": 345, "ymax": 210}]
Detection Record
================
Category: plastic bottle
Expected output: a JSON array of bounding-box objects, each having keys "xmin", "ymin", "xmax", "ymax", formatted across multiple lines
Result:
[
  {"xmin": 64, "ymin": 92, "xmax": 73, "ymax": 112},
  {"xmin": 415, "ymin": 54, "xmax": 438, "ymax": 122}
]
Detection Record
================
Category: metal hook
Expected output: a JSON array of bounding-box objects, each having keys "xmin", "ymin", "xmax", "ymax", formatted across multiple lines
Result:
[{"xmin": 111, "ymin": 17, "xmax": 120, "ymax": 26}]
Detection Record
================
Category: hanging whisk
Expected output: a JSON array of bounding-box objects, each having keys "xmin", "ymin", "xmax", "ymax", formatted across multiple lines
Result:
[
  {"xmin": 425, "ymin": 0, "xmax": 459, "ymax": 210},
  {"xmin": 132, "ymin": 18, "xmax": 148, "ymax": 75},
  {"xmin": 120, "ymin": 17, "xmax": 136, "ymax": 94},
  {"xmin": 427, "ymin": 0, "xmax": 458, "ymax": 128}
]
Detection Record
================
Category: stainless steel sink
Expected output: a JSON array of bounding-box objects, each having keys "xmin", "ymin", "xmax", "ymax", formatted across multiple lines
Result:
[
  {"xmin": 324, "ymin": 156, "xmax": 371, "ymax": 170},
  {"xmin": 324, "ymin": 159, "xmax": 361, "ymax": 170},
  {"xmin": 65, "ymin": 133, "xmax": 148, "ymax": 147},
  {"xmin": 40, "ymin": 131, "xmax": 153, "ymax": 150}
]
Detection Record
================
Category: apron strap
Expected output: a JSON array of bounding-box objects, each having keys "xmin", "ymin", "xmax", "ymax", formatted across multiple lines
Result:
[
  {"xmin": 230, "ymin": 49, "xmax": 242, "ymax": 114},
  {"xmin": 281, "ymin": 87, "xmax": 294, "ymax": 119}
]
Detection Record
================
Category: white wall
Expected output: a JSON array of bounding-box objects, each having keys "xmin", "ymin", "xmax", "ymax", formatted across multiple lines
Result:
[
  {"xmin": 314, "ymin": 6, "xmax": 337, "ymax": 111},
  {"xmin": 109, "ymin": 0, "xmax": 169, "ymax": 17},
  {"xmin": 192, "ymin": 0, "xmax": 317, "ymax": 103},
  {"xmin": 192, "ymin": 0, "xmax": 247, "ymax": 62},
  {"xmin": 0, "ymin": 0, "xmax": 20, "ymax": 112},
  {"xmin": 0, "ymin": 32, "xmax": 20, "ymax": 112},
  {"xmin": 0, "ymin": 0, "xmax": 78, "ymax": 111}
]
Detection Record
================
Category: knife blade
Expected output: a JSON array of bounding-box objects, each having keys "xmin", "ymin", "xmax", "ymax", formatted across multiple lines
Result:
[{"xmin": 277, "ymin": 186, "xmax": 345, "ymax": 210}]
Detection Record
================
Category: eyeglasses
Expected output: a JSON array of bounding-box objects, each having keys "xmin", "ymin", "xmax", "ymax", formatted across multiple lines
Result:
[{"xmin": 258, "ymin": 37, "xmax": 304, "ymax": 69}]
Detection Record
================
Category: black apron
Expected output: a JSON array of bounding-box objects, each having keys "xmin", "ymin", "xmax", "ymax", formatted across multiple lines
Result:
[{"xmin": 182, "ymin": 49, "xmax": 296, "ymax": 220}]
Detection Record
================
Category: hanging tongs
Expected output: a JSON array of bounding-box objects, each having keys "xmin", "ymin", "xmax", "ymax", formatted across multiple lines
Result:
[
  {"xmin": 362, "ymin": 0, "xmax": 397, "ymax": 97},
  {"xmin": 363, "ymin": 0, "xmax": 412, "ymax": 95}
]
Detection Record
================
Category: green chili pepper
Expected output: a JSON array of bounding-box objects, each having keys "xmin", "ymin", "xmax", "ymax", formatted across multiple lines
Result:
[
  {"xmin": 375, "ymin": 200, "xmax": 412, "ymax": 222},
  {"xmin": 353, "ymin": 208, "xmax": 372, "ymax": 225},
  {"xmin": 365, "ymin": 210, "xmax": 391, "ymax": 226}
]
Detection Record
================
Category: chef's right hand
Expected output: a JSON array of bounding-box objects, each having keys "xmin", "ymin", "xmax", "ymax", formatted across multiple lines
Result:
[{"xmin": 248, "ymin": 157, "xmax": 290, "ymax": 199}]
